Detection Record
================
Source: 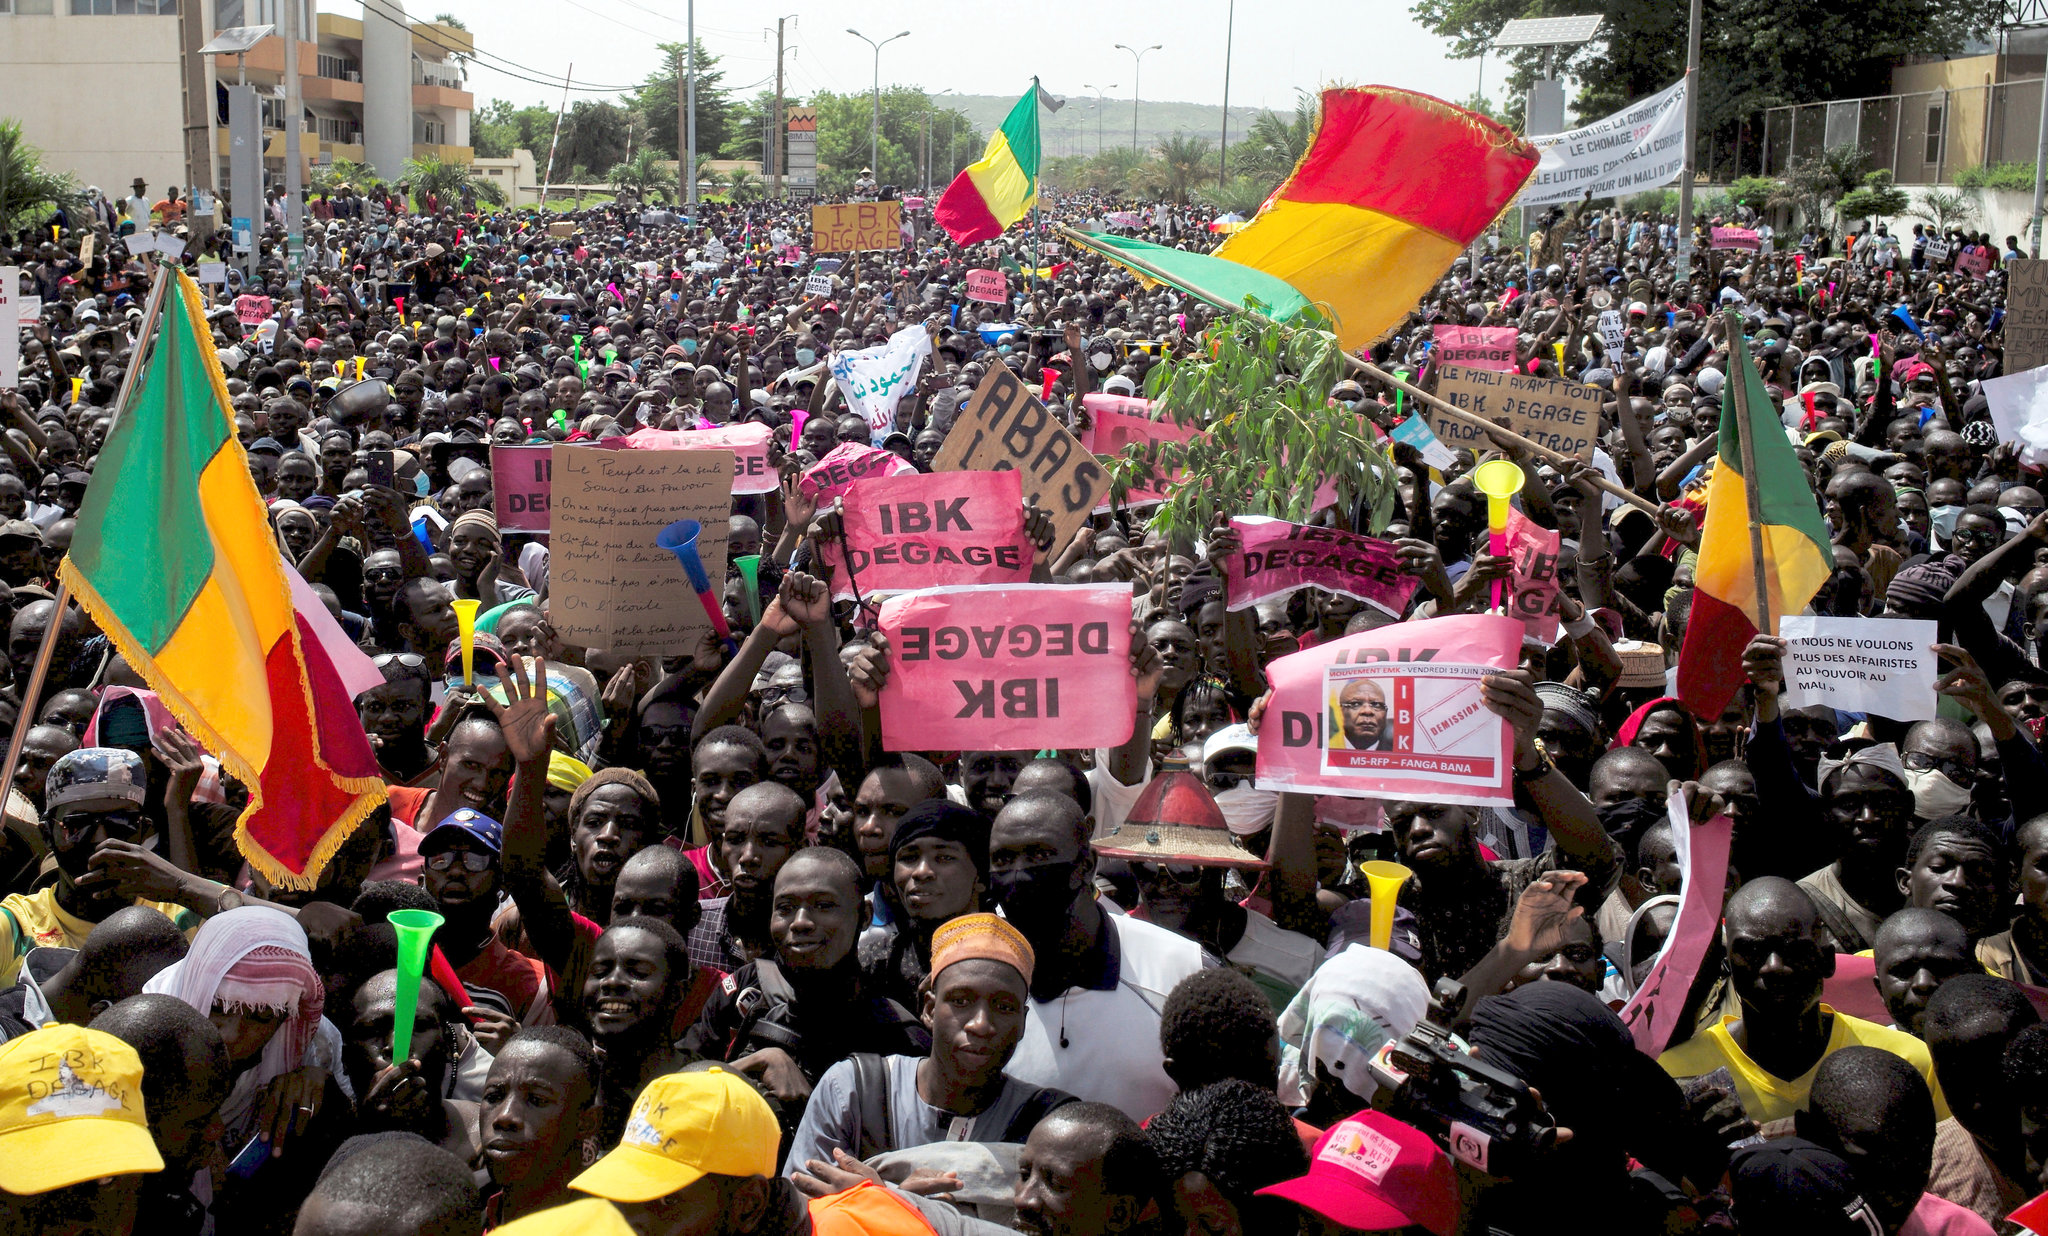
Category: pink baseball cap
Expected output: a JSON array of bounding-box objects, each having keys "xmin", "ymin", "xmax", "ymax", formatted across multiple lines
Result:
[{"xmin": 1254, "ymin": 1112, "xmax": 1459, "ymax": 1236}]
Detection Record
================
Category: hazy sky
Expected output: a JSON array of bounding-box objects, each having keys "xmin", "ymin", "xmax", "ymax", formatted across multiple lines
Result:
[{"xmin": 349, "ymin": 0, "xmax": 1486, "ymax": 115}]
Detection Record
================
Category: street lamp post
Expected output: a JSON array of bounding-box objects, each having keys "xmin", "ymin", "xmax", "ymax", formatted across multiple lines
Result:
[
  {"xmin": 1083, "ymin": 83, "xmax": 1117, "ymax": 156},
  {"xmin": 921, "ymin": 87, "xmax": 954, "ymax": 194},
  {"xmin": 1115, "ymin": 43, "xmax": 1162, "ymax": 152},
  {"xmin": 847, "ymin": 28, "xmax": 910, "ymax": 183},
  {"xmin": 1219, "ymin": 0, "xmax": 1235, "ymax": 186}
]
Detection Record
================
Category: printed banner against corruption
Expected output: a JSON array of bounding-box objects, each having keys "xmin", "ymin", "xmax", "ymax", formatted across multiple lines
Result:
[
  {"xmin": 1435, "ymin": 364, "xmax": 1603, "ymax": 460},
  {"xmin": 1776, "ymin": 616, "xmax": 1937, "ymax": 721},
  {"xmin": 1518, "ymin": 77, "xmax": 1688, "ymax": 207}
]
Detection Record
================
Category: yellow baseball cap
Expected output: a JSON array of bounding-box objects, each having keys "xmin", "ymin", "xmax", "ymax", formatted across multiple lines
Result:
[
  {"xmin": 570, "ymin": 1067, "xmax": 778, "ymax": 1204},
  {"xmin": 0, "ymin": 1024, "xmax": 163, "ymax": 1194},
  {"xmin": 493, "ymin": 1197, "xmax": 636, "ymax": 1235}
]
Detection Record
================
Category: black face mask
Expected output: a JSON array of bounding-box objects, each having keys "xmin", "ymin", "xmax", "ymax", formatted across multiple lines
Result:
[
  {"xmin": 1596, "ymin": 797, "xmax": 1667, "ymax": 856},
  {"xmin": 989, "ymin": 861, "xmax": 1080, "ymax": 935}
]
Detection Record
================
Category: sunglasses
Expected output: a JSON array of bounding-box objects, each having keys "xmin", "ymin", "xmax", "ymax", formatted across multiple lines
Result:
[{"xmin": 424, "ymin": 849, "xmax": 493, "ymax": 873}]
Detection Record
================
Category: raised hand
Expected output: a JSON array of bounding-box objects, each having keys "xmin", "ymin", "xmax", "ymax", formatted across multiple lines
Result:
[{"xmin": 487, "ymin": 652, "xmax": 556, "ymax": 765}]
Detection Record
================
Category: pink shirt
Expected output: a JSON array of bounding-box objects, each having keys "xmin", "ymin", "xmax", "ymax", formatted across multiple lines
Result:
[{"xmin": 1902, "ymin": 1192, "xmax": 1996, "ymax": 1236}]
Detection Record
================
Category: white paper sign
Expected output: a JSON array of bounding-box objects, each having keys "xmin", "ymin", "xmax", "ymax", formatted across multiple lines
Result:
[
  {"xmin": 804, "ymin": 271, "xmax": 834, "ymax": 298},
  {"xmin": 124, "ymin": 232, "xmax": 157, "ymax": 255},
  {"xmin": 1777, "ymin": 615, "xmax": 1938, "ymax": 721},
  {"xmin": 1599, "ymin": 309, "xmax": 1626, "ymax": 362},
  {"xmin": 829, "ymin": 323, "xmax": 933, "ymax": 442},
  {"xmin": 154, "ymin": 233, "xmax": 186, "ymax": 261},
  {"xmin": 17, "ymin": 296, "xmax": 40, "ymax": 325},
  {"xmin": 1983, "ymin": 365, "xmax": 2048, "ymax": 462},
  {"xmin": 197, "ymin": 261, "xmax": 229, "ymax": 285},
  {"xmin": 0, "ymin": 269, "xmax": 16, "ymax": 388},
  {"xmin": 1519, "ymin": 77, "xmax": 1689, "ymax": 207}
]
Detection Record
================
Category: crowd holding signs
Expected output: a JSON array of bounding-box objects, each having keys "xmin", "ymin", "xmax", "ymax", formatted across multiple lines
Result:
[{"xmin": 12, "ymin": 60, "xmax": 2048, "ymax": 1236}]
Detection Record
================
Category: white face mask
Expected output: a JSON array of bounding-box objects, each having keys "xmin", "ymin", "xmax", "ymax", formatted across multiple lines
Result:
[
  {"xmin": 1902, "ymin": 766, "xmax": 1973, "ymax": 819},
  {"xmin": 1215, "ymin": 784, "xmax": 1278, "ymax": 837},
  {"xmin": 1930, "ymin": 504, "xmax": 1963, "ymax": 545}
]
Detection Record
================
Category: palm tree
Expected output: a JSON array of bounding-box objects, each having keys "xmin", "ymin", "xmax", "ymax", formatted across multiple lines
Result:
[
  {"xmin": 1770, "ymin": 145, "xmax": 1866, "ymax": 233},
  {"xmin": 1199, "ymin": 176, "xmax": 1269, "ymax": 217},
  {"xmin": 607, "ymin": 148, "xmax": 667, "ymax": 202},
  {"xmin": 725, "ymin": 169, "xmax": 761, "ymax": 202},
  {"xmin": 1087, "ymin": 146, "xmax": 1148, "ymax": 195},
  {"xmin": 0, "ymin": 119, "xmax": 82, "ymax": 236},
  {"xmin": 1238, "ymin": 92, "xmax": 1316, "ymax": 186},
  {"xmin": 1912, "ymin": 188, "xmax": 1979, "ymax": 234},
  {"xmin": 1156, "ymin": 133, "xmax": 1214, "ymax": 204},
  {"xmin": 398, "ymin": 153, "xmax": 504, "ymax": 212}
]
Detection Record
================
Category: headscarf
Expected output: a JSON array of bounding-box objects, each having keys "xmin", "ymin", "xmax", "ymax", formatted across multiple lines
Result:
[
  {"xmin": 473, "ymin": 598, "xmax": 539, "ymax": 637},
  {"xmin": 1275, "ymin": 944, "xmax": 1431, "ymax": 1106},
  {"xmin": 887, "ymin": 799, "xmax": 992, "ymax": 884},
  {"xmin": 1609, "ymin": 697, "xmax": 1704, "ymax": 773},
  {"xmin": 1816, "ymin": 741, "xmax": 1910, "ymax": 796},
  {"xmin": 82, "ymin": 687, "xmax": 226, "ymax": 805},
  {"xmin": 548, "ymin": 751, "xmax": 594, "ymax": 793},
  {"xmin": 143, "ymin": 906, "xmax": 344, "ymax": 1135}
]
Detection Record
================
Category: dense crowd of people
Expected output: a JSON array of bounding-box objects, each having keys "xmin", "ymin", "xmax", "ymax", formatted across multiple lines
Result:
[{"xmin": 0, "ymin": 167, "xmax": 2043, "ymax": 1236}]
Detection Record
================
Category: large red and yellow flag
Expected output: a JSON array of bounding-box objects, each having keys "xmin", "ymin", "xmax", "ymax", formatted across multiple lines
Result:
[
  {"xmin": 1675, "ymin": 314, "xmax": 1834, "ymax": 719},
  {"xmin": 1214, "ymin": 88, "xmax": 1538, "ymax": 350},
  {"xmin": 934, "ymin": 83, "xmax": 1040, "ymax": 246},
  {"xmin": 59, "ymin": 270, "xmax": 385, "ymax": 888}
]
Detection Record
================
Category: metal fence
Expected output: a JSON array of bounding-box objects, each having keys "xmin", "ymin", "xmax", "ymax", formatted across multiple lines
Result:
[{"xmin": 1761, "ymin": 81, "xmax": 2046, "ymax": 182}]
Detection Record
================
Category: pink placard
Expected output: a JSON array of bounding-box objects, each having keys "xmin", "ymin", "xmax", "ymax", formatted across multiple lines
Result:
[
  {"xmin": 965, "ymin": 269, "xmax": 1008, "ymax": 304},
  {"xmin": 607, "ymin": 423, "xmax": 777, "ymax": 494},
  {"xmin": 1081, "ymin": 393, "xmax": 1203, "ymax": 511},
  {"xmin": 1253, "ymin": 614, "xmax": 1521, "ymax": 806},
  {"xmin": 1431, "ymin": 325, "xmax": 1517, "ymax": 372},
  {"xmin": 490, "ymin": 444, "xmax": 553, "ymax": 532},
  {"xmin": 877, "ymin": 583, "xmax": 1136, "ymax": 752},
  {"xmin": 235, "ymin": 293, "xmax": 273, "ymax": 326},
  {"xmin": 817, "ymin": 470, "xmax": 1033, "ymax": 601},
  {"xmin": 1504, "ymin": 508, "xmax": 1563, "ymax": 644},
  {"xmin": 1959, "ymin": 248, "xmax": 1994, "ymax": 277},
  {"xmin": 1709, "ymin": 226, "xmax": 1761, "ymax": 252},
  {"xmin": 798, "ymin": 441, "xmax": 915, "ymax": 505},
  {"xmin": 1620, "ymin": 794, "xmax": 1733, "ymax": 1056},
  {"xmin": 1222, "ymin": 517, "xmax": 1420, "ymax": 618}
]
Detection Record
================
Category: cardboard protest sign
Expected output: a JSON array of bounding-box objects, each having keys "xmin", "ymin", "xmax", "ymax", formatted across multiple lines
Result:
[
  {"xmin": 609, "ymin": 423, "xmax": 777, "ymax": 494},
  {"xmin": 1430, "ymin": 325, "xmax": 1517, "ymax": 371},
  {"xmin": 1434, "ymin": 363, "xmax": 1603, "ymax": 460},
  {"xmin": 547, "ymin": 445, "xmax": 731, "ymax": 655},
  {"xmin": 817, "ymin": 470, "xmax": 1033, "ymax": 601},
  {"xmin": 830, "ymin": 323, "xmax": 932, "ymax": 441},
  {"xmin": 1776, "ymin": 616, "xmax": 1937, "ymax": 721},
  {"xmin": 965, "ymin": 269, "xmax": 1007, "ymax": 303},
  {"xmin": 1256, "ymin": 614, "xmax": 1520, "ymax": 805},
  {"xmin": 1620, "ymin": 792, "xmax": 1733, "ymax": 1056},
  {"xmin": 2007, "ymin": 259, "xmax": 2048, "ymax": 374},
  {"xmin": 932, "ymin": 366, "xmax": 1105, "ymax": 554},
  {"xmin": 1080, "ymin": 392, "xmax": 1202, "ymax": 511},
  {"xmin": 547, "ymin": 221, "xmax": 574, "ymax": 237},
  {"xmin": 1504, "ymin": 508, "xmax": 1564, "ymax": 644},
  {"xmin": 1709, "ymin": 226, "xmax": 1760, "ymax": 252},
  {"xmin": 491, "ymin": 444, "xmax": 553, "ymax": 532},
  {"xmin": 876, "ymin": 583, "xmax": 1134, "ymax": 751},
  {"xmin": 811, "ymin": 201, "xmax": 902, "ymax": 252},
  {"xmin": 799, "ymin": 441, "xmax": 916, "ymax": 505},
  {"xmin": 1222, "ymin": 517, "xmax": 1420, "ymax": 618}
]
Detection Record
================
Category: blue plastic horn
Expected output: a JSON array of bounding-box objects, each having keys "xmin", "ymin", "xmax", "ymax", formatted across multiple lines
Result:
[{"xmin": 656, "ymin": 519, "xmax": 733, "ymax": 642}]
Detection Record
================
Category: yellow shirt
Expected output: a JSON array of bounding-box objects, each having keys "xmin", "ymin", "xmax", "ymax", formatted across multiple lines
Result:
[
  {"xmin": 1658, "ymin": 1004, "xmax": 1950, "ymax": 1125},
  {"xmin": 0, "ymin": 887, "xmax": 201, "ymax": 986}
]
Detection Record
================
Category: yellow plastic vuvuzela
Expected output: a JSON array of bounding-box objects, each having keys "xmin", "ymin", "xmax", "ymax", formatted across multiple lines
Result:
[{"xmin": 1359, "ymin": 860, "xmax": 1413, "ymax": 951}]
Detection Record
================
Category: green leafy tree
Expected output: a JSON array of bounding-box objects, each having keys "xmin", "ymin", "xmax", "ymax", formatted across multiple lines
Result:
[
  {"xmin": 726, "ymin": 169, "xmax": 762, "ymax": 201},
  {"xmin": 1199, "ymin": 176, "xmax": 1269, "ymax": 216},
  {"xmin": 557, "ymin": 101, "xmax": 632, "ymax": 181},
  {"xmin": 810, "ymin": 87, "xmax": 982, "ymax": 194},
  {"xmin": 399, "ymin": 153, "xmax": 505, "ymax": 211},
  {"xmin": 1771, "ymin": 145, "xmax": 1867, "ymax": 230},
  {"xmin": 1152, "ymin": 134, "xmax": 1214, "ymax": 203},
  {"xmin": 1105, "ymin": 311, "xmax": 1401, "ymax": 538},
  {"xmin": 1835, "ymin": 169, "xmax": 1909, "ymax": 229},
  {"xmin": 1236, "ymin": 93, "xmax": 1317, "ymax": 186},
  {"xmin": 629, "ymin": 41, "xmax": 735, "ymax": 164},
  {"xmin": 473, "ymin": 98, "xmax": 558, "ymax": 161},
  {"xmin": 607, "ymin": 148, "xmax": 669, "ymax": 201},
  {"xmin": 1727, "ymin": 175, "xmax": 1780, "ymax": 211},
  {"xmin": 1912, "ymin": 188, "xmax": 1978, "ymax": 233},
  {"xmin": 0, "ymin": 120, "xmax": 81, "ymax": 236}
]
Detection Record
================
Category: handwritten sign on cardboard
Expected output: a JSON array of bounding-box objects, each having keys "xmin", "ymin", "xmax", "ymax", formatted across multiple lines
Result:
[
  {"xmin": 1433, "ymin": 363, "xmax": 1603, "ymax": 460},
  {"xmin": 932, "ymin": 366, "xmax": 1105, "ymax": 554},
  {"xmin": 811, "ymin": 201, "xmax": 902, "ymax": 253},
  {"xmin": 2008, "ymin": 259, "xmax": 2048, "ymax": 374},
  {"xmin": 548, "ymin": 445, "xmax": 731, "ymax": 655}
]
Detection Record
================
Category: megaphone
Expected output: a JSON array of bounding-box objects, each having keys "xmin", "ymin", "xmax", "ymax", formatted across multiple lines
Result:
[
  {"xmin": 1358, "ymin": 860, "xmax": 1413, "ymax": 952},
  {"xmin": 387, "ymin": 908, "xmax": 445, "ymax": 1064},
  {"xmin": 657, "ymin": 519, "xmax": 734, "ymax": 647},
  {"xmin": 451, "ymin": 598, "xmax": 479, "ymax": 685},
  {"xmin": 1471, "ymin": 458, "xmax": 1525, "ymax": 614}
]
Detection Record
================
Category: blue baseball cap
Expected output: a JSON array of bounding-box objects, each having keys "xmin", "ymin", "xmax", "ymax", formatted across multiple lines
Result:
[{"xmin": 420, "ymin": 806, "xmax": 502, "ymax": 855}]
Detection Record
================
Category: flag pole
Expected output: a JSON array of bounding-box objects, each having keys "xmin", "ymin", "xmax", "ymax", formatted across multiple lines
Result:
[
  {"xmin": 0, "ymin": 266, "xmax": 176, "ymax": 803},
  {"xmin": 1053, "ymin": 223, "xmax": 1661, "ymax": 515},
  {"xmin": 1723, "ymin": 309, "xmax": 1773, "ymax": 633}
]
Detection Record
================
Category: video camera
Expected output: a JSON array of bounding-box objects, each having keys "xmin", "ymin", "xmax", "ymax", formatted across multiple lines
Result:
[{"xmin": 1368, "ymin": 978, "xmax": 1557, "ymax": 1177}]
